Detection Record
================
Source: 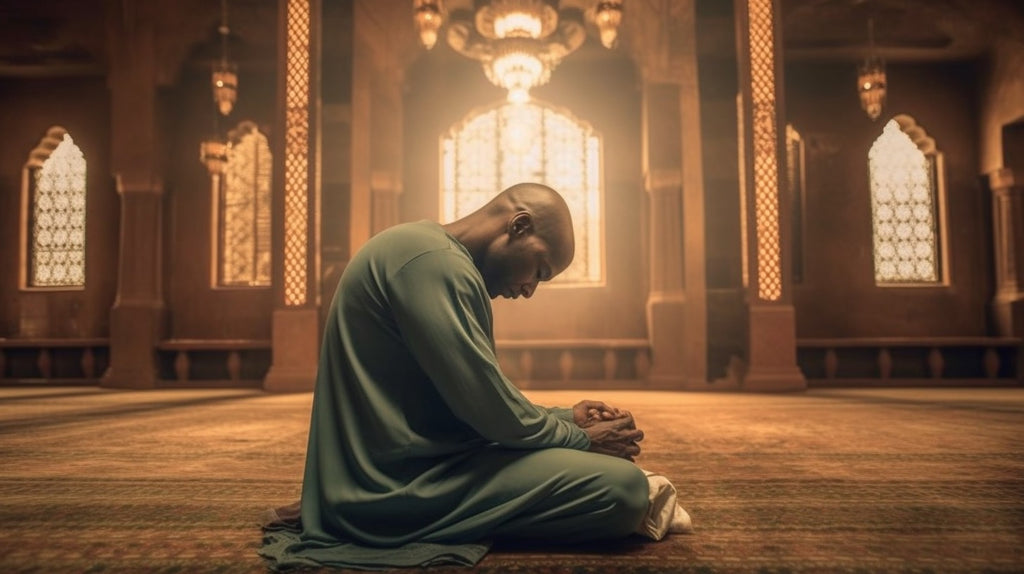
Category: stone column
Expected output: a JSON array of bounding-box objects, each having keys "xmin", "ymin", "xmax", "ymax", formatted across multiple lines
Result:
[
  {"xmin": 102, "ymin": 0, "xmax": 166, "ymax": 389},
  {"xmin": 988, "ymin": 168, "xmax": 1024, "ymax": 336},
  {"xmin": 734, "ymin": 0, "xmax": 805, "ymax": 391},
  {"xmin": 640, "ymin": 0, "xmax": 708, "ymax": 389},
  {"xmin": 264, "ymin": 0, "xmax": 322, "ymax": 392}
]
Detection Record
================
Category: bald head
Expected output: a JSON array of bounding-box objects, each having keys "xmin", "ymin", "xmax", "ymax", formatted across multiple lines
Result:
[
  {"xmin": 486, "ymin": 183, "xmax": 575, "ymax": 273},
  {"xmin": 444, "ymin": 182, "xmax": 576, "ymax": 299}
]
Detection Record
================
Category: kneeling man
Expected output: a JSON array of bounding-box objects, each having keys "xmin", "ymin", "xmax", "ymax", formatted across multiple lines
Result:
[{"xmin": 260, "ymin": 183, "xmax": 689, "ymax": 570}]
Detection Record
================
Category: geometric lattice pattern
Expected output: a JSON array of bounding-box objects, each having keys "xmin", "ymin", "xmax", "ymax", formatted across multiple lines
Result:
[
  {"xmin": 441, "ymin": 100, "xmax": 603, "ymax": 284},
  {"xmin": 219, "ymin": 123, "xmax": 272, "ymax": 287},
  {"xmin": 747, "ymin": 0, "xmax": 782, "ymax": 301},
  {"xmin": 283, "ymin": 0, "xmax": 310, "ymax": 306},
  {"xmin": 869, "ymin": 120, "xmax": 941, "ymax": 284},
  {"xmin": 28, "ymin": 132, "xmax": 87, "ymax": 288}
]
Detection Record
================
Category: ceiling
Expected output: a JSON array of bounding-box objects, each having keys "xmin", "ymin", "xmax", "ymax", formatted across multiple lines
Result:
[{"xmin": 0, "ymin": 0, "xmax": 1021, "ymax": 78}]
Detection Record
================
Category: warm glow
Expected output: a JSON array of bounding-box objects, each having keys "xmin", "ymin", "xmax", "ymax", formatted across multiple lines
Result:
[
  {"xmin": 494, "ymin": 11, "xmax": 542, "ymax": 38},
  {"xmin": 747, "ymin": 0, "xmax": 782, "ymax": 302},
  {"xmin": 441, "ymin": 101, "xmax": 603, "ymax": 284},
  {"xmin": 219, "ymin": 124, "xmax": 272, "ymax": 287},
  {"xmin": 487, "ymin": 45, "xmax": 549, "ymax": 103},
  {"xmin": 283, "ymin": 0, "xmax": 310, "ymax": 306},
  {"xmin": 869, "ymin": 119, "xmax": 941, "ymax": 284},
  {"xmin": 29, "ymin": 132, "xmax": 86, "ymax": 288}
]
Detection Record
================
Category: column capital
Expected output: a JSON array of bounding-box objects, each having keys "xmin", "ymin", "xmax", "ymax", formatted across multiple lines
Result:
[
  {"xmin": 371, "ymin": 170, "xmax": 403, "ymax": 196},
  {"xmin": 644, "ymin": 168, "xmax": 682, "ymax": 194},
  {"xmin": 988, "ymin": 167, "xmax": 1018, "ymax": 191}
]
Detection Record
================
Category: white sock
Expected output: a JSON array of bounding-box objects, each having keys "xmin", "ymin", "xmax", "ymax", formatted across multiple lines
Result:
[{"xmin": 635, "ymin": 469, "xmax": 694, "ymax": 541}]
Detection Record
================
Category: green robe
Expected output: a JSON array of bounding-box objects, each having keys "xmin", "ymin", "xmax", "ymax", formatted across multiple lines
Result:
[{"xmin": 260, "ymin": 221, "xmax": 648, "ymax": 570}]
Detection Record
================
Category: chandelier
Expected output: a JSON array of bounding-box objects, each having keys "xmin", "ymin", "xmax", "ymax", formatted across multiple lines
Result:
[
  {"xmin": 857, "ymin": 18, "xmax": 886, "ymax": 121},
  {"xmin": 414, "ymin": 0, "xmax": 624, "ymax": 103}
]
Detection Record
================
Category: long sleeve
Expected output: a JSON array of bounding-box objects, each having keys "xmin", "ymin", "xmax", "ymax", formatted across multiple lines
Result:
[{"xmin": 388, "ymin": 250, "xmax": 589, "ymax": 451}]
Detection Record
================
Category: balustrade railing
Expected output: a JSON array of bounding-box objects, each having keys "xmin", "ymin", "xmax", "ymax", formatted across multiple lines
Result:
[{"xmin": 797, "ymin": 337, "xmax": 1023, "ymax": 386}]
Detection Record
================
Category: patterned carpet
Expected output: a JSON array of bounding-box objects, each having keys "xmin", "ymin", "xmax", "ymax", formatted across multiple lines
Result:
[{"xmin": 1, "ymin": 386, "xmax": 1022, "ymax": 573}]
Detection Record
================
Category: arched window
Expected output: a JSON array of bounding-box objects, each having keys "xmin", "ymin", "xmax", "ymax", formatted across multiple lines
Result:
[
  {"xmin": 441, "ymin": 100, "xmax": 603, "ymax": 285},
  {"xmin": 23, "ymin": 127, "xmax": 87, "ymax": 289},
  {"xmin": 868, "ymin": 116, "xmax": 945, "ymax": 285},
  {"xmin": 215, "ymin": 121, "xmax": 272, "ymax": 287}
]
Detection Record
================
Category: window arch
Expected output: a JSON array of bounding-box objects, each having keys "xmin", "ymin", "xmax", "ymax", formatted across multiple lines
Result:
[
  {"xmin": 215, "ymin": 121, "xmax": 272, "ymax": 287},
  {"xmin": 22, "ymin": 127, "xmax": 87, "ymax": 289},
  {"xmin": 868, "ymin": 115, "xmax": 946, "ymax": 285},
  {"xmin": 441, "ymin": 100, "xmax": 603, "ymax": 285}
]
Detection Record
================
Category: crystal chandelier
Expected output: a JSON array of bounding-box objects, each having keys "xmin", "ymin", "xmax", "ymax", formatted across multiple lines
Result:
[
  {"xmin": 212, "ymin": 0, "xmax": 238, "ymax": 116},
  {"xmin": 857, "ymin": 18, "xmax": 886, "ymax": 121},
  {"xmin": 414, "ymin": 0, "xmax": 623, "ymax": 103}
]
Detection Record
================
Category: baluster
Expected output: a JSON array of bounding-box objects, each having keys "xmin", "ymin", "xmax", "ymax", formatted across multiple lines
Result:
[
  {"xmin": 824, "ymin": 348, "xmax": 838, "ymax": 379},
  {"xmin": 174, "ymin": 350, "xmax": 190, "ymax": 382},
  {"xmin": 559, "ymin": 350, "xmax": 573, "ymax": 382},
  {"xmin": 37, "ymin": 348, "xmax": 52, "ymax": 379},
  {"xmin": 634, "ymin": 349, "xmax": 651, "ymax": 380},
  {"xmin": 519, "ymin": 350, "xmax": 534, "ymax": 381},
  {"xmin": 878, "ymin": 348, "xmax": 892, "ymax": 380},
  {"xmin": 603, "ymin": 349, "xmax": 617, "ymax": 380},
  {"xmin": 227, "ymin": 351, "xmax": 242, "ymax": 381},
  {"xmin": 983, "ymin": 347, "xmax": 1000, "ymax": 379},
  {"xmin": 927, "ymin": 347, "xmax": 944, "ymax": 379},
  {"xmin": 81, "ymin": 347, "xmax": 96, "ymax": 378}
]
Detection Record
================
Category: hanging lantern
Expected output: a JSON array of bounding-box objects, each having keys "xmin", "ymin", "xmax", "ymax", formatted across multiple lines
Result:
[
  {"xmin": 413, "ymin": 0, "xmax": 445, "ymax": 49},
  {"xmin": 212, "ymin": 61, "xmax": 238, "ymax": 116},
  {"xmin": 594, "ymin": 0, "xmax": 623, "ymax": 49},
  {"xmin": 858, "ymin": 56, "xmax": 886, "ymax": 121},
  {"xmin": 857, "ymin": 18, "xmax": 885, "ymax": 121}
]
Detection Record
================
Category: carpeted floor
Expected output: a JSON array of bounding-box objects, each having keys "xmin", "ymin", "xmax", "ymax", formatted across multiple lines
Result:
[{"xmin": 0, "ymin": 386, "xmax": 1022, "ymax": 573}]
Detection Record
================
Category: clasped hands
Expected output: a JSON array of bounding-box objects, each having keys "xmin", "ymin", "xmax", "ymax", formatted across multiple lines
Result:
[{"xmin": 572, "ymin": 400, "xmax": 644, "ymax": 462}]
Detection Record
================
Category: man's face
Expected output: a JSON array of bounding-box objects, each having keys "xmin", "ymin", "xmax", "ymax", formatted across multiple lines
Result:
[{"xmin": 481, "ymin": 233, "xmax": 555, "ymax": 300}]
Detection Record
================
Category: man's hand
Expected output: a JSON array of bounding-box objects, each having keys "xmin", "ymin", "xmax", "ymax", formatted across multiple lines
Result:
[
  {"xmin": 572, "ymin": 400, "xmax": 625, "ymax": 428},
  {"xmin": 583, "ymin": 414, "xmax": 644, "ymax": 461}
]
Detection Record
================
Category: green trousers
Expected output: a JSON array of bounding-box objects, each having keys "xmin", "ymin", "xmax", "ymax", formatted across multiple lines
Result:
[{"xmin": 260, "ymin": 448, "xmax": 650, "ymax": 570}]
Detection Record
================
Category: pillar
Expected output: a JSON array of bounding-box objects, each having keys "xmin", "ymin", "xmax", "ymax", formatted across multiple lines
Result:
[
  {"xmin": 640, "ymin": 1, "xmax": 708, "ymax": 388},
  {"xmin": 102, "ymin": 0, "xmax": 166, "ymax": 389},
  {"xmin": 988, "ymin": 168, "xmax": 1024, "ymax": 336},
  {"xmin": 734, "ymin": 0, "xmax": 805, "ymax": 391},
  {"xmin": 264, "ymin": 0, "xmax": 322, "ymax": 392}
]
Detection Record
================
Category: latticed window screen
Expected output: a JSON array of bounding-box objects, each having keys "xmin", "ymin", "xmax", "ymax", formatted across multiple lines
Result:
[
  {"xmin": 218, "ymin": 123, "xmax": 272, "ymax": 287},
  {"xmin": 441, "ymin": 101, "xmax": 603, "ymax": 284},
  {"xmin": 869, "ymin": 119, "xmax": 942, "ymax": 284},
  {"xmin": 27, "ymin": 131, "xmax": 87, "ymax": 288},
  {"xmin": 282, "ymin": 0, "xmax": 310, "ymax": 305},
  {"xmin": 746, "ymin": 0, "xmax": 782, "ymax": 301}
]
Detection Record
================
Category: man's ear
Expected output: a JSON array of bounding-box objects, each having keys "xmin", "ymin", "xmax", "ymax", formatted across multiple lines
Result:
[{"xmin": 509, "ymin": 212, "xmax": 534, "ymax": 238}]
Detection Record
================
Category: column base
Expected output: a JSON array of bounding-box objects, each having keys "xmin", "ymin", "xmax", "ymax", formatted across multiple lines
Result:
[
  {"xmin": 743, "ymin": 304, "xmax": 806, "ymax": 393},
  {"xmin": 742, "ymin": 366, "xmax": 807, "ymax": 392},
  {"xmin": 102, "ymin": 301, "xmax": 164, "ymax": 389},
  {"xmin": 264, "ymin": 308, "xmax": 320, "ymax": 392},
  {"xmin": 647, "ymin": 292, "xmax": 704, "ymax": 386}
]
